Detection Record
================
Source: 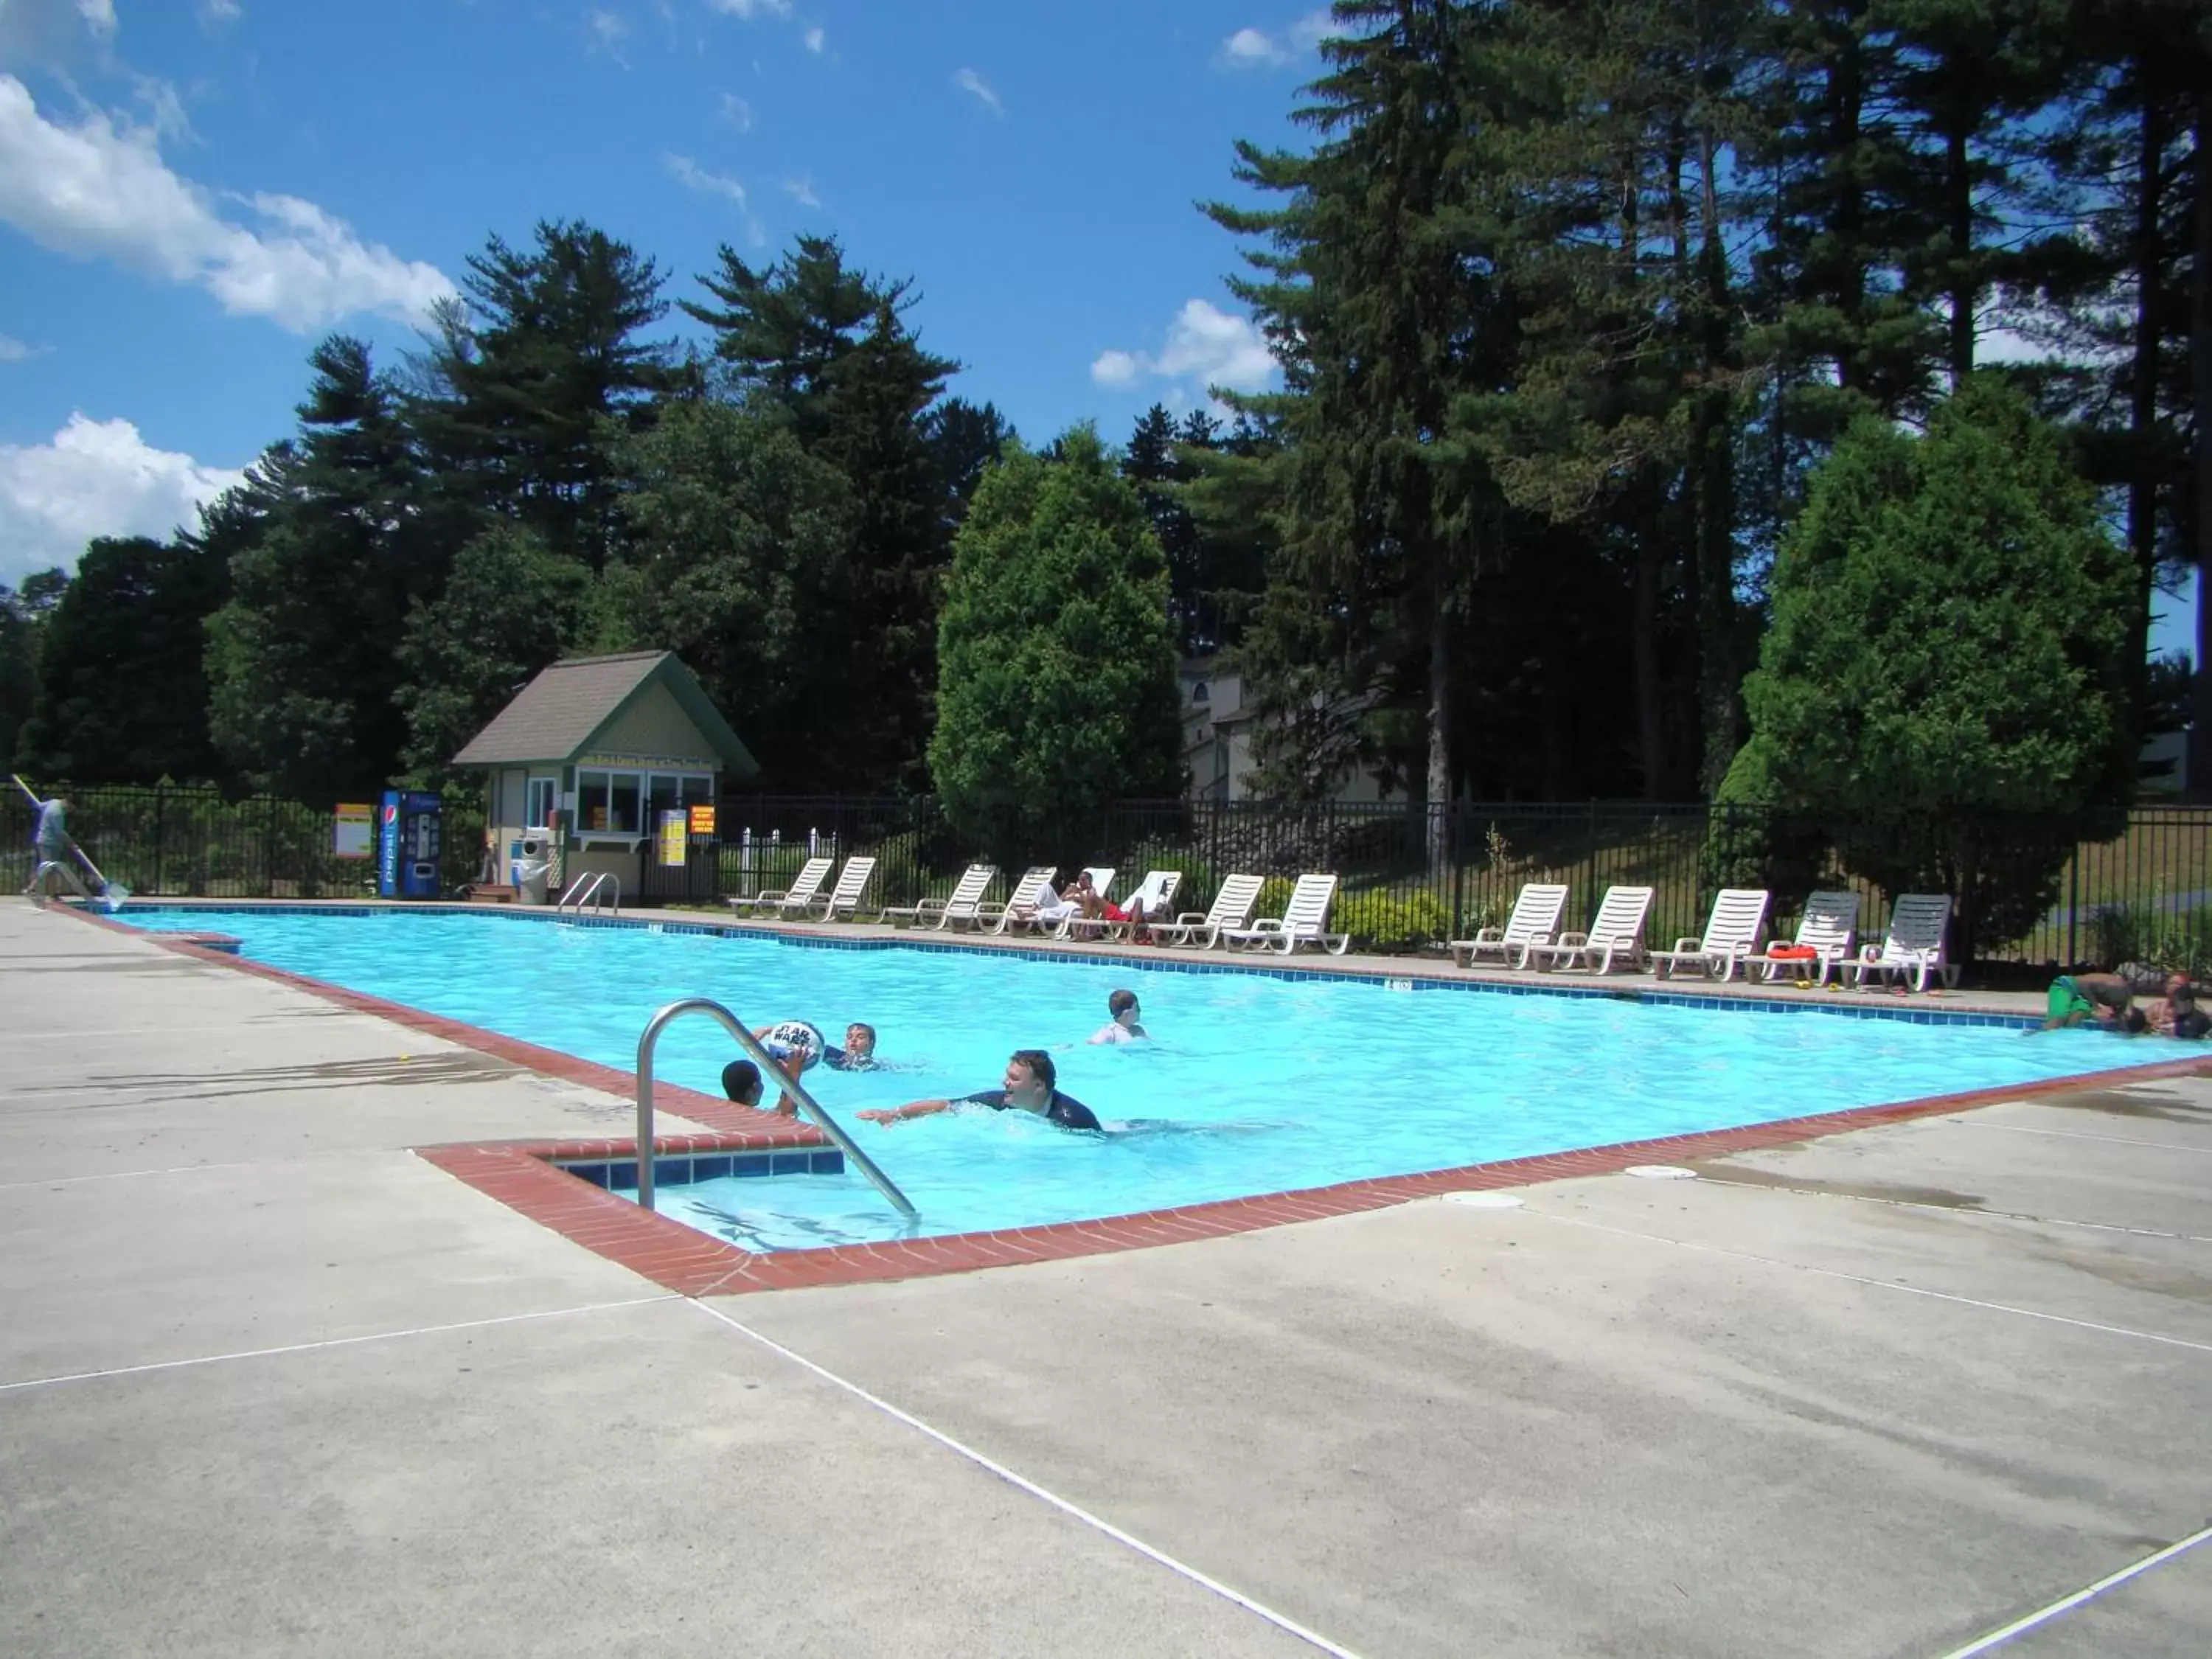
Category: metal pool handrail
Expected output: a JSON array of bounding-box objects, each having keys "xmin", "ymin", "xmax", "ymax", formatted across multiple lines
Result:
[{"xmin": 633, "ymin": 997, "xmax": 915, "ymax": 1220}]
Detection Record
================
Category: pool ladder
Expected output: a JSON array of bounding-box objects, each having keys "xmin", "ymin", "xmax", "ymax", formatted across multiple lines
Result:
[
  {"xmin": 632, "ymin": 997, "xmax": 915, "ymax": 1221},
  {"xmin": 560, "ymin": 872, "xmax": 620, "ymax": 915}
]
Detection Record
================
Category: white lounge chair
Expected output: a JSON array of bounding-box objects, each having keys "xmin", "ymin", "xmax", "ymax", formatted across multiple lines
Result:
[
  {"xmin": 881, "ymin": 864, "xmax": 998, "ymax": 931},
  {"xmin": 1840, "ymin": 893, "xmax": 1958, "ymax": 992},
  {"xmin": 1522, "ymin": 885, "xmax": 1654, "ymax": 975},
  {"xmin": 810, "ymin": 855, "xmax": 878, "ymax": 922},
  {"xmin": 1062, "ymin": 869, "xmax": 1183, "ymax": 943},
  {"xmin": 981, "ymin": 866, "xmax": 1061, "ymax": 934},
  {"xmin": 1750, "ymin": 890, "xmax": 1860, "ymax": 985},
  {"xmin": 1155, "ymin": 873, "xmax": 1267, "ymax": 950},
  {"xmin": 1449, "ymin": 882, "xmax": 1570, "ymax": 970},
  {"xmin": 729, "ymin": 855, "xmax": 833, "ymax": 919},
  {"xmin": 1224, "ymin": 873, "xmax": 1351, "ymax": 956},
  {"xmin": 1649, "ymin": 888, "xmax": 1771, "ymax": 981}
]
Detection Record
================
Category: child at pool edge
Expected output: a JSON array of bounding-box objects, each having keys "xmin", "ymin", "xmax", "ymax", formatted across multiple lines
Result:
[{"xmin": 1088, "ymin": 988, "xmax": 1147, "ymax": 1045}]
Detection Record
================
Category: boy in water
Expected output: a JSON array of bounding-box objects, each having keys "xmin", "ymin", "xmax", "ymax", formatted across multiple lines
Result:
[{"xmin": 1088, "ymin": 988, "xmax": 1147, "ymax": 1045}]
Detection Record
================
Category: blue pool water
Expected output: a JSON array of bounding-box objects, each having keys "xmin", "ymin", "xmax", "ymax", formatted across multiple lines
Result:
[{"xmin": 115, "ymin": 906, "xmax": 2156, "ymax": 1251}]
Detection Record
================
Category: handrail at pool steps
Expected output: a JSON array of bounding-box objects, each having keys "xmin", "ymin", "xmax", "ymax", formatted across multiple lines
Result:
[
  {"xmin": 633, "ymin": 997, "xmax": 916, "ymax": 1220},
  {"xmin": 558, "ymin": 871, "xmax": 620, "ymax": 915}
]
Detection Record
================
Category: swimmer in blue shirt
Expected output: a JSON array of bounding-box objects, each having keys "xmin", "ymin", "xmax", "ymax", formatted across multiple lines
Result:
[
  {"xmin": 748, "ymin": 1020, "xmax": 878, "ymax": 1116},
  {"xmin": 858, "ymin": 1049, "xmax": 1101, "ymax": 1132}
]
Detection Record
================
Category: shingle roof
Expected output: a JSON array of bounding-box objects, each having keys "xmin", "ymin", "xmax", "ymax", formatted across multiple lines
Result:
[{"xmin": 450, "ymin": 652, "xmax": 759, "ymax": 777}]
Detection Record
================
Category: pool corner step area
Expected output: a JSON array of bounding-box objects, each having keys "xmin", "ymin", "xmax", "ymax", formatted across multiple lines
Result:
[{"xmin": 565, "ymin": 1147, "xmax": 847, "ymax": 1191}]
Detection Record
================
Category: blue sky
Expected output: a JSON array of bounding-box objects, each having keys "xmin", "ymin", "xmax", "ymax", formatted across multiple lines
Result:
[
  {"xmin": 0, "ymin": 0, "xmax": 2194, "ymax": 658},
  {"xmin": 0, "ymin": 0, "xmax": 1321, "ymax": 585}
]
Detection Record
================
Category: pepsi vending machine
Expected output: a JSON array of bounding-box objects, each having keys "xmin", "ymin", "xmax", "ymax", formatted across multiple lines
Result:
[{"xmin": 376, "ymin": 790, "xmax": 442, "ymax": 899}]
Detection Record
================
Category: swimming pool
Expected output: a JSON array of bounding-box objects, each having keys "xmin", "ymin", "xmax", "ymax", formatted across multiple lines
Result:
[{"xmin": 111, "ymin": 905, "xmax": 2165, "ymax": 1248}]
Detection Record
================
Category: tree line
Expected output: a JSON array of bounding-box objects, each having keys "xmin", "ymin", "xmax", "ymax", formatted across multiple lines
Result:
[
  {"xmin": 3, "ymin": 0, "xmax": 2206, "ymax": 869},
  {"xmin": 0, "ymin": 226, "xmax": 1228, "ymax": 812}
]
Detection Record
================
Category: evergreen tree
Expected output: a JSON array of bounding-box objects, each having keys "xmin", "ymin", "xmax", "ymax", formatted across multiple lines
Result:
[
  {"xmin": 15, "ymin": 537, "xmax": 228, "ymax": 785},
  {"xmin": 414, "ymin": 220, "xmax": 674, "ymax": 570},
  {"xmin": 205, "ymin": 339, "xmax": 438, "ymax": 801},
  {"xmin": 394, "ymin": 525, "xmax": 591, "ymax": 784},
  {"xmin": 683, "ymin": 235, "xmax": 962, "ymax": 787},
  {"xmin": 598, "ymin": 396, "xmax": 858, "ymax": 784},
  {"xmin": 931, "ymin": 428, "xmax": 1183, "ymax": 855},
  {"xmin": 1734, "ymin": 377, "xmax": 2135, "ymax": 959}
]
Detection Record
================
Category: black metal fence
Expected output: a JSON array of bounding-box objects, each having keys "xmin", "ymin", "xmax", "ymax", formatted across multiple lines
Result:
[{"xmin": 7, "ymin": 785, "xmax": 2208, "ymax": 975}]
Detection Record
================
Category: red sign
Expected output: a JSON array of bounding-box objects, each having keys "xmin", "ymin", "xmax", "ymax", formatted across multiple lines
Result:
[{"xmin": 688, "ymin": 804, "xmax": 717, "ymax": 835}]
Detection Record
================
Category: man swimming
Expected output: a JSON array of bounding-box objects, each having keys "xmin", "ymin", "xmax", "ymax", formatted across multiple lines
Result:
[{"xmin": 858, "ymin": 1048, "xmax": 1101, "ymax": 1131}]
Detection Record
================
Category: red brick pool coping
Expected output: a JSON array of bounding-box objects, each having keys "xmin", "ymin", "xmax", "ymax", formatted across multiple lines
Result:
[{"xmin": 52, "ymin": 900, "xmax": 2212, "ymax": 1298}]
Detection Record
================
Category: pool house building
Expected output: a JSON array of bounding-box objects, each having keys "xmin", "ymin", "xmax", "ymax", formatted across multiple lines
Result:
[{"xmin": 453, "ymin": 651, "xmax": 759, "ymax": 904}]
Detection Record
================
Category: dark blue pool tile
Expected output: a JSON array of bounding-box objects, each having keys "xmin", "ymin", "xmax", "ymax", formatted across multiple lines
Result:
[
  {"xmin": 693, "ymin": 1155, "xmax": 731, "ymax": 1181},
  {"xmin": 566, "ymin": 1162, "xmax": 609, "ymax": 1187},
  {"xmin": 731, "ymin": 1155, "xmax": 772, "ymax": 1178},
  {"xmin": 653, "ymin": 1156, "xmax": 691, "ymax": 1184},
  {"xmin": 603, "ymin": 1161, "xmax": 637, "ymax": 1189},
  {"xmin": 769, "ymin": 1152, "xmax": 812, "ymax": 1175},
  {"xmin": 810, "ymin": 1150, "xmax": 846, "ymax": 1174}
]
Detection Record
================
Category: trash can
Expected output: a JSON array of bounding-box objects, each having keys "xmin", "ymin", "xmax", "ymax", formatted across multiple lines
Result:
[{"xmin": 516, "ymin": 834, "xmax": 551, "ymax": 906}]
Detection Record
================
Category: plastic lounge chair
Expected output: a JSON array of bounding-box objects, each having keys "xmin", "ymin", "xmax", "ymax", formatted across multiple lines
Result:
[
  {"xmin": 981, "ymin": 866, "xmax": 1061, "ymax": 935},
  {"xmin": 1222, "ymin": 873, "xmax": 1351, "ymax": 956},
  {"xmin": 880, "ymin": 864, "xmax": 998, "ymax": 931},
  {"xmin": 729, "ymin": 855, "xmax": 833, "ymax": 919},
  {"xmin": 1521, "ymin": 885, "xmax": 1654, "ymax": 975},
  {"xmin": 1648, "ymin": 888, "xmax": 1771, "ymax": 981},
  {"xmin": 1749, "ymin": 890, "xmax": 1860, "ymax": 985},
  {"xmin": 810, "ymin": 855, "xmax": 878, "ymax": 922},
  {"xmin": 1062, "ymin": 869, "xmax": 1183, "ymax": 943},
  {"xmin": 1449, "ymin": 882, "xmax": 1570, "ymax": 970},
  {"xmin": 1840, "ymin": 893, "xmax": 1958, "ymax": 992},
  {"xmin": 1042, "ymin": 867, "xmax": 1119, "ymax": 939},
  {"xmin": 1155, "ymin": 873, "xmax": 1266, "ymax": 950}
]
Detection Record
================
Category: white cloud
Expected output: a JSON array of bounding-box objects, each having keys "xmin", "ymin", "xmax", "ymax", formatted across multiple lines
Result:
[
  {"xmin": 803, "ymin": 25, "xmax": 823, "ymax": 52},
  {"xmin": 717, "ymin": 91, "xmax": 751, "ymax": 128},
  {"xmin": 198, "ymin": 0, "xmax": 243, "ymax": 30},
  {"xmin": 131, "ymin": 74, "xmax": 191, "ymax": 142},
  {"xmin": 664, "ymin": 152, "xmax": 746, "ymax": 204},
  {"xmin": 954, "ymin": 67, "xmax": 1001, "ymax": 116},
  {"xmin": 75, "ymin": 0, "xmax": 116, "ymax": 43},
  {"xmin": 782, "ymin": 175, "xmax": 818, "ymax": 208},
  {"xmin": 1092, "ymin": 299, "xmax": 1277, "ymax": 394},
  {"xmin": 0, "ymin": 333, "xmax": 42, "ymax": 361},
  {"xmin": 0, "ymin": 75, "xmax": 456, "ymax": 332},
  {"xmin": 1222, "ymin": 27, "xmax": 1287, "ymax": 68},
  {"xmin": 1288, "ymin": 8, "xmax": 1337, "ymax": 49},
  {"xmin": 706, "ymin": 0, "xmax": 789, "ymax": 16},
  {"xmin": 1090, "ymin": 349, "xmax": 1139, "ymax": 387},
  {"xmin": 0, "ymin": 414, "xmax": 243, "ymax": 585}
]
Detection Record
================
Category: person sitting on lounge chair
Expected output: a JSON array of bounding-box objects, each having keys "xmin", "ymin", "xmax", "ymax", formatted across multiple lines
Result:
[{"xmin": 1034, "ymin": 872, "xmax": 1102, "ymax": 928}]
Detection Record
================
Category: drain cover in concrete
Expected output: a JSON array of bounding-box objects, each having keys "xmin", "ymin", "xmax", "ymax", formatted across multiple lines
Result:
[{"xmin": 1624, "ymin": 1165, "xmax": 1698, "ymax": 1180}]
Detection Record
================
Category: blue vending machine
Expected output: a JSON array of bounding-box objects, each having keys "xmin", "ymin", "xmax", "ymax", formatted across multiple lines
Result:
[{"xmin": 376, "ymin": 790, "xmax": 443, "ymax": 899}]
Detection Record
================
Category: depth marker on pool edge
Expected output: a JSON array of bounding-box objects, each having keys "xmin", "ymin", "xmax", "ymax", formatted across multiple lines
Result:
[{"xmin": 691, "ymin": 1299, "xmax": 1369, "ymax": 1659}]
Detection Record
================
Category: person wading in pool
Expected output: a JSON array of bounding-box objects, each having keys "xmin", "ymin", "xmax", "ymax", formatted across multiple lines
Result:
[
  {"xmin": 858, "ymin": 1048, "xmax": 1101, "ymax": 1131},
  {"xmin": 2034, "ymin": 971, "xmax": 2144, "ymax": 1032},
  {"xmin": 739, "ymin": 1020, "xmax": 879, "ymax": 1116},
  {"xmin": 1087, "ymin": 988, "xmax": 1147, "ymax": 1045}
]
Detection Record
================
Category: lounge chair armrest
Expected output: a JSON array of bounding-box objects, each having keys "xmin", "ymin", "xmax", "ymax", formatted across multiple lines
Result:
[{"xmin": 1669, "ymin": 936, "xmax": 1700, "ymax": 954}]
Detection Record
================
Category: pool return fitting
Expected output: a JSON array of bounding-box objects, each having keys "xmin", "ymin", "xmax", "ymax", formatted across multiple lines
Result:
[{"xmin": 633, "ymin": 997, "xmax": 916, "ymax": 1220}]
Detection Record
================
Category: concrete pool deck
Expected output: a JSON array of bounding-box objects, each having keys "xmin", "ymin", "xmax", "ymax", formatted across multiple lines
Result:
[{"xmin": 3, "ymin": 898, "xmax": 2209, "ymax": 1656}]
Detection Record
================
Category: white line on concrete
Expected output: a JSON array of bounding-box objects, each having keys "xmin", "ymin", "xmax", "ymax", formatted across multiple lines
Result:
[
  {"xmin": 0, "ymin": 1295, "xmax": 679, "ymax": 1394},
  {"xmin": 1952, "ymin": 1122, "xmax": 2211, "ymax": 1155},
  {"xmin": 1693, "ymin": 1178, "xmax": 2212, "ymax": 1246},
  {"xmin": 0, "ymin": 1155, "xmax": 366, "ymax": 1191},
  {"xmin": 1930, "ymin": 1520, "xmax": 2212, "ymax": 1658},
  {"xmin": 1533, "ymin": 1212, "xmax": 2212, "ymax": 1356},
  {"xmin": 692, "ymin": 1298, "xmax": 1368, "ymax": 1659}
]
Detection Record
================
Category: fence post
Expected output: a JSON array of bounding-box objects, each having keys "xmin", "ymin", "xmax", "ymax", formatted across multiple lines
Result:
[
  {"xmin": 2066, "ymin": 844, "xmax": 2079, "ymax": 968},
  {"xmin": 153, "ymin": 783, "xmax": 166, "ymax": 897}
]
